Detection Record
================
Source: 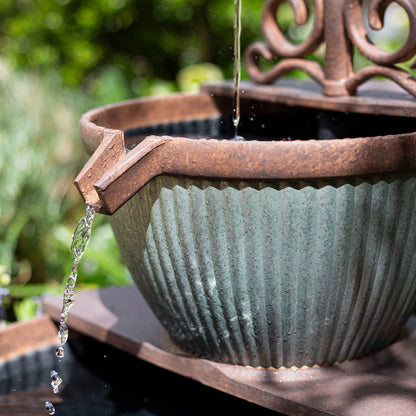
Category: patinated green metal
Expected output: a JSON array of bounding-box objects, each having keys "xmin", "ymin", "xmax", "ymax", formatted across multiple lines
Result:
[{"xmin": 110, "ymin": 173, "xmax": 416, "ymax": 368}]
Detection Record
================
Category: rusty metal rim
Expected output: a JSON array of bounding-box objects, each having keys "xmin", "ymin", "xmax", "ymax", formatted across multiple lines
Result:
[
  {"xmin": 0, "ymin": 316, "xmax": 58, "ymax": 363},
  {"xmin": 79, "ymin": 92, "xmax": 223, "ymax": 156},
  {"xmin": 76, "ymin": 90, "xmax": 416, "ymax": 214}
]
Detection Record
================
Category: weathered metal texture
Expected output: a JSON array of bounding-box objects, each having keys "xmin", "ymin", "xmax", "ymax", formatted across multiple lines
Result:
[
  {"xmin": 76, "ymin": 93, "xmax": 222, "ymax": 213},
  {"xmin": 203, "ymin": 79, "xmax": 416, "ymax": 118},
  {"xmin": 108, "ymin": 174, "xmax": 416, "ymax": 368},
  {"xmin": 76, "ymin": 87, "xmax": 416, "ymax": 215},
  {"xmin": 0, "ymin": 316, "xmax": 58, "ymax": 363},
  {"xmin": 75, "ymin": 81, "xmax": 416, "ymax": 371},
  {"xmin": 43, "ymin": 286, "xmax": 416, "ymax": 416},
  {"xmin": 244, "ymin": 0, "xmax": 416, "ymax": 97}
]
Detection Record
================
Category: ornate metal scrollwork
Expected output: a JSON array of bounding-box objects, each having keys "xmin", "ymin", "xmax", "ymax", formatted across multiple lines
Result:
[
  {"xmin": 245, "ymin": 0, "xmax": 416, "ymax": 97},
  {"xmin": 245, "ymin": 0, "xmax": 325, "ymax": 86}
]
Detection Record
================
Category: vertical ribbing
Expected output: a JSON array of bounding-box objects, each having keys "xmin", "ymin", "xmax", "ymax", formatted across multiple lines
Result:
[
  {"xmin": 111, "ymin": 173, "xmax": 416, "ymax": 368},
  {"xmin": 222, "ymin": 184, "xmax": 260, "ymax": 365},
  {"xmin": 199, "ymin": 182, "xmax": 238, "ymax": 362},
  {"xmin": 348, "ymin": 177, "xmax": 401, "ymax": 357},
  {"xmin": 169, "ymin": 177, "xmax": 216, "ymax": 355},
  {"xmin": 228, "ymin": 182, "xmax": 260, "ymax": 365},
  {"xmin": 315, "ymin": 179, "xmax": 354, "ymax": 364},
  {"xmin": 307, "ymin": 182, "xmax": 337, "ymax": 366},
  {"xmin": 328, "ymin": 179, "xmax": 372, "ymax": 362}
]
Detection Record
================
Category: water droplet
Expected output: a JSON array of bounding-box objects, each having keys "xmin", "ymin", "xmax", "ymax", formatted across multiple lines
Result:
[
  {"xmin": 58, "ymin": 323, "xmax": 68, "ymax": 346},
  {"xmin": 66, "ymin": 276, "xmax": 76, "ymax": 289},
  {"xmin": 50, "ymin": 370, "xmax": 62, "ymax": 394},
  {"xmin": 45, "ymin": 401, "xmax": 55, "ymax": 415},
  {"xmin": 55, "ymin": 346, "xmax": 64, "ymax": 358}
]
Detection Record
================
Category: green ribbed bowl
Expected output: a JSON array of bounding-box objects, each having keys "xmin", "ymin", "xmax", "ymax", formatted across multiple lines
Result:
[{"xmin": 109, "ymin": 173, "xmax": 416, "ymax": 368}]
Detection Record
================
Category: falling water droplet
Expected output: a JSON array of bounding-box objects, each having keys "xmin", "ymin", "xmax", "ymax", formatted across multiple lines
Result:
[
  {"xmin": 50, "ymin": 370, "xmax": 62, "ymax": 394},
  {"xmin": 58, "ymin": 322, "xmax": 68, "ymax": 346},
  {"xmin": 45, "ymin": 401, "xmax": 55, "ymax": 415},
  {"xmin": 55, "ymin": 346, "xmax": 64, "ymax": 358}
]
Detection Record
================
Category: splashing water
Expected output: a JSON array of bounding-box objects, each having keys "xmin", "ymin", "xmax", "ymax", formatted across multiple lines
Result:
[
  {"xmin": 45, "ymin": 204, "xmax": 95, "ymax": 414},
  {"xmin": 233, "ymin": 0, "xmax": 244, "ymax": 141}
]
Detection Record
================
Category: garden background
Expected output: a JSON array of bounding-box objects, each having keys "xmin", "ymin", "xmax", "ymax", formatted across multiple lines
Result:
[{"xmin": 0, "ymin": 0, "xmax": 409, "ymax": 323}]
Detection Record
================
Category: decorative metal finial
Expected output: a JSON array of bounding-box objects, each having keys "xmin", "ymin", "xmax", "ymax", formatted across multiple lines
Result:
[{"xmin": 245, "ymin": 0, "xmax": 416, "ymax": 97}]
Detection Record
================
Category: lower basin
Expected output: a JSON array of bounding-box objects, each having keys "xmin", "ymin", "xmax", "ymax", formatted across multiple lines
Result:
[{"xmin": 0, "ymin": 317, "xmax": 277, "ymax": 416}]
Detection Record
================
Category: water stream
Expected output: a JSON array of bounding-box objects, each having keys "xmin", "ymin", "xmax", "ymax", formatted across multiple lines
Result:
[
  {"xmin": 45, "ymin": 204, "xmax": 95, "ymax": 415},
  {"xmin": 233, "ymin": 0, "xmax": 244, "ymax": 141}
]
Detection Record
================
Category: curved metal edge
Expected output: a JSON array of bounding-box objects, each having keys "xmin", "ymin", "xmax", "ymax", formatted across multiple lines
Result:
[
  {"xmin": 74, "ymin": 129, "xmax": 126, "ymax": 213},
  {"xmin": 95, "ymin": 132, "xmax": 416, "ymax": 215},
  {"xmin": 76, "ymin": 92, "xmax": 223, "ymax": 213},
  {"xmin": 79, "ymin": 92, "xmax": 222, "ymax": 143},
  {"xmin": 77, "ymin": 91, "xmax": 416, "ymax": 215}
]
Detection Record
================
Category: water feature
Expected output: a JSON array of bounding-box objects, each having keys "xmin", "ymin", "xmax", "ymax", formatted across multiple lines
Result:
[{"xmin": 45, "ymin": 204, "xmax": 95, "ymax": 415}]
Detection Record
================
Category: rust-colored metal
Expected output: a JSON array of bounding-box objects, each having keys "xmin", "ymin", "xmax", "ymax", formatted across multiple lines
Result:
[
  {"xmin": 42, "ymin": 286, "xmax": 416, "ymax": 416},
  {"xmin": 75, "ymin": 83, "xmax": 416, "ymax": 215},
  {"xmin": 245, "ymin": 0, "xmax": 416, "ymax": 97},
  {"xmin": 204, "ymin": 79, "xmax": 416, "ymax": 117},
  {"xmin": 0, "ymin": 315, "xmax": 58, "ymax": 362},
  {"xmin": 0, "ymin": 388, "xmax": 63, "ymax": 416}
]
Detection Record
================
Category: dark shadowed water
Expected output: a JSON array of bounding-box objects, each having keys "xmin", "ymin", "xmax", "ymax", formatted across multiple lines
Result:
[
  {"xmin": 0, "ymin": 333, "xmax": 279, "ymax": 415},
  {"xmin": 123, "ymin": 111, "xmax": 416, "ymax": 152}
]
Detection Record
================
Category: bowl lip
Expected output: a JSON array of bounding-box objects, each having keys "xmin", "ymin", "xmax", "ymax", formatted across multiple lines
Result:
[
  {"xmin": 79, "ymin": 90, "xmax": 416, "ymax": 177},
  {"xmin": 76, "ymin": 86, "xmax": 416, "ymax": 214}
]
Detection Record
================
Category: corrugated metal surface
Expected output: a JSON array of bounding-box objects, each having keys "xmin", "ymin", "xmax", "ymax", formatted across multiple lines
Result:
[{"xmin": 110, "ymin": 173, "xmax": 416, "ymax": 368}]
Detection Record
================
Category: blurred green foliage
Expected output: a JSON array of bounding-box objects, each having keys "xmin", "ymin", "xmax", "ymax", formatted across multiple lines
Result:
[
  {"xmin": 0, "ymin": 0, "xmax": 413, "ymax": 322},
  {"xmin": 0, "ymin": 60, "xmax": 85, "ymax": 284},
  {"xmin": 0, "ymin": 0, "xmax": 267, "ymax": 93},
  {"xmin": 0, "ymin": 60, "xmax": 131, "ymax": 322},
  {"xmin": 1, "ymin": 0, "xmax": 411, "ymax": 97}
]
